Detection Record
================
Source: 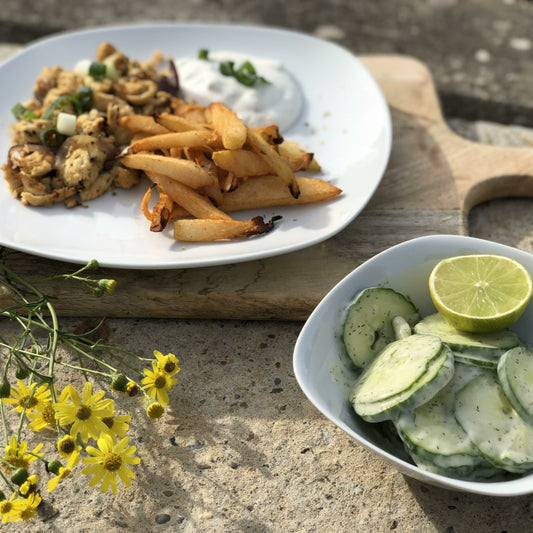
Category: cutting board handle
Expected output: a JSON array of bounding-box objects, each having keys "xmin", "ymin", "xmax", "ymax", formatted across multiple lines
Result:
[{"xmin": 361, "ymin": 55, "xmax": 533, "ymax": 214}]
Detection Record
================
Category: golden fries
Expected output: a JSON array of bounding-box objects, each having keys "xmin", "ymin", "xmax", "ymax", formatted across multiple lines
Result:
[
  {"xmin": 154, "ymin": 112, "xmax": 205, "ymax": 132},
  {"xmin": 217, "ymin": 176, "xmax": 341, "ymax": 212},
  {"xmin": 149, "ymin": 189, "xmax": 175, "ymax": 232},
  {"xmin": 120, "ymin": 153, "xmax": 215, "ymax": 188},
  {"xmin": 118, "ymin": 115, "xmax": 172, "ymax": 135},
  {"xmin": 208, "ymin": 102, "xmax": 247, "ymax": 150},
  {"xmin": 246, "ymin": 128, "xmax": 300, "ymax": 198},
  {"xmin": 174, "ymin": 216, "xmax": 279, "ymax": 242},
  {"xmin": 118, "ymin": 101, "xmax": 342, "ymax": 242},
  {"xmin": 146, "ymin": 172, "xmax": 232, "ymax": 221},
  {"xmin": 128, "ymin": 130, "xmax": 214, "ymax": 153}
]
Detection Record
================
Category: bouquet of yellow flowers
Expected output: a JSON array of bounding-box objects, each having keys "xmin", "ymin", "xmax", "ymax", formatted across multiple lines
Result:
[{"xmin": 0, "ymin": 247, "xmax": 180, "ymax": 523}]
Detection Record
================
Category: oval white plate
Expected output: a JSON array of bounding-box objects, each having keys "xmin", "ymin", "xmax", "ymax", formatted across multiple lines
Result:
[
  {"xmin": 0, "ymin": 23, "xmax": 391, "ymax": 269},
  {"xmin": 294, "ymin": 235, "xmax": 533, "ymax": 496}
]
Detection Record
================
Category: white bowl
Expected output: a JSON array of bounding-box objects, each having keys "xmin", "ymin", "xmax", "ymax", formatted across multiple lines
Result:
[{"xmin": 293, "ymin": 234, "xmax": 533, "ymax": 496}]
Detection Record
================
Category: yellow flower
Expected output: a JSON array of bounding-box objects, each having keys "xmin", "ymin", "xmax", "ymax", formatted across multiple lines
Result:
[
  {"xmin": 56, "ymin": 435, "xmax": 82, "ymax": 459},
  {"xmin": 0, "ymin": 492, "xmax": 25, "ymax": 523},
  {"xmin": 47, "ymin": 452, "xmax": 80, "ymax": 492},
  {"xmin": 53, "ymin": 382, "xmax": 114, "ymax": 442},
  {"xmin": 146, "ymin": 401, "xmax": 165, "ymax": 419},
  {"xmin": 141, "ymin": 362, "xmax": 177, "ymax": 405},
  {"xmin": 102, "ymin": 414, "xmax": 131, "ymax": 443},
  {"xmin": 2, "ymin": 436, "xmax": 43, "ymax": 472},
  {"xmin": 82, "ymin": 434, "xmax": 140, "ymax": 494},
  {"xmin": 16, "ymin": 492, "xmax": 41, "ymax": 522},
  {"xmin": 125, "ymin": 381, "xmax": 139, "ymax": 397},
  {"xmin": 153, "ymin": 350, "xmax": 181, "ymax": 376},
  {"xmin": 27, "ymin": 402, "xmax": 56, "ymax": 431},
  {"xmin": 19, "ymin": 474, "xmax": 39, "ymax": 496},
  {"xmin": 2, "ymin": 380, "xmax": 51, "ymax": 414}
]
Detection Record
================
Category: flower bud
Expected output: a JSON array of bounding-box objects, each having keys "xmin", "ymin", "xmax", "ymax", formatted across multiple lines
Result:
[
  {"xmin": 0, "ymin": 377, "xmax": 11, "ymax": 398},
  {"xmin": 87, "ymin": 259, "xmax": 100, "ymax": 270},
  {"xmin": 46, "ymin": 460, "xmax": 63, "ymax": 475},
  {"xmin": 98, "ymin": 279, "xmax": 116, "ymax": 295},
  {"xmin": 11, "ymin": 467, "xmax": 29, "ymax": 486},
  {"xmin": 15, "ymin": 363, "xmax": 30, "ymax": 380},
  {"xmin": 110, "ymin": 373, "xmax": 129, "ymax": 393},
  {"xmin": 146, "ymin": 401, "xmax": 164, "ymax": 419}
]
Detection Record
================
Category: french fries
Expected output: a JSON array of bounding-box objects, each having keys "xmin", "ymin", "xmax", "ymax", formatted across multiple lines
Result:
[
  {"xmin": 174, "ymin": 216, "xmax": 280, "ymax": 242},
  {"xmin": 120, "ymin": 153, "xmax": 215, "ymax": 189},
  {"xmin": 208, "ymin": 102, "xmax": 247, "ymax": 150},
  {"xmin": 119, "ymin": 102, "xmax": 342, "ymax": 242}
]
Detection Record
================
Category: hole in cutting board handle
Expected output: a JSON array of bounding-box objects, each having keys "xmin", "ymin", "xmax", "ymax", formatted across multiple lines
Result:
[{"xmin": 469, "ymin": 195, "xmax": 533, "ymax": 250}]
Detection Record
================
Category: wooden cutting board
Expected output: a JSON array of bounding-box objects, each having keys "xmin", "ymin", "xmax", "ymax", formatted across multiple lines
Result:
[{"xmin": 3, "ymin": 54, "xmax": 533, "ymax": 320}]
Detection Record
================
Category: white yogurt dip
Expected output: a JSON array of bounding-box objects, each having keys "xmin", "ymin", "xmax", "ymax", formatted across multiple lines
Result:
[{"xmin": 175, "ymin": 51, "xmax": 303, "ymax": 132}]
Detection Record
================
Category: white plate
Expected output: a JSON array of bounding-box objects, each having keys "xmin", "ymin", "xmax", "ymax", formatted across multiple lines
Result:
[
  {"xmin": 0, "ymin": 23, "xmax": 391, "ymax": 269},
  {"xmin": 293, "ymin": 235, "xmax": 533, "ymax": 496}
]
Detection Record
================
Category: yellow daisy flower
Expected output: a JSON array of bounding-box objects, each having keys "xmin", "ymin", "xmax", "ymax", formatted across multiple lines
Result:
[
  {"xmin": 47, "ymin": 451, "xmax": 80, "ymax": 492},
  {"xmin": 141, "ymin": 362, "xmax": 177, "ymax": 405},
  {"xmin": 2, "ymin": 380, "xmax": 51, "ymax": 414},
  {"xmin": 82, "ymin": 434, "xmax": 140, "ymax": 495},
  {"xmin": 102, "ymin": 414, "xmax": 131, "ymax": 443},
  {"xmin": 27, "ymin": 402, "xmax": 56, "ymax": 431},
  {"xmin": 2, "ymin": 436, "xmax": 43, "ymax": 472},
  {"xmin": 19, "ymin": 474, "xmax": 39, "ymax": 496},
  {"xmin": 153, "ymin": 350, "xmax": 181, "ymax": 376},
  {"xmin": 16, "ymin": 492, "xmax": 41, "ymax": 522},
  {"xmin": 0, "ymin": 492, "xmax": 25, "ymax": 523},
  {"xmin": 53, "ymin": 382, "xmax": 114, "ymax": 443},
  {"xmin": 56, "ymin": 435, "xmax": 82, "ymax": 459}
]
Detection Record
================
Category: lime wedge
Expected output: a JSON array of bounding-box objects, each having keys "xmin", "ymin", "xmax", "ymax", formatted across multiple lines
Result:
[{"xmin": 428, "ymin": 254, "xmax": 533, "ymax": 333}]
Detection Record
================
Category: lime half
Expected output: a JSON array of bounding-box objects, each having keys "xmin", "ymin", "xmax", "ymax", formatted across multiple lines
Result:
[{"xmin": 429, "ymin": 254, "xmax": 533, "ymax": 333}]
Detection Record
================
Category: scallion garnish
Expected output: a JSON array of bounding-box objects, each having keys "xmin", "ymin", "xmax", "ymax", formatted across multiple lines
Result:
[
  {"xmin": 39, "ymin": 127, "xmax": 65, "ymax": 148},
  {"xmin": 219, "ymin": 61, "xmax": 235, "ymax": 77},
  {"xmin": 11, "ymin": 103, "xmax": 37, "ymax": 121},
  {"xmin": 198, "ymin": 49, "xmax": 209, "ymax": 60},
  {"xmin": 219, "ymin": 59, "xmax": 270, "ymax": 87},
  {"xmin": 42, "ymin": 86, "xmax": 93, "ymax": 120},
  {"xmin": 89, "ymin": 61, "xmax": 107, "ymax": 81}
]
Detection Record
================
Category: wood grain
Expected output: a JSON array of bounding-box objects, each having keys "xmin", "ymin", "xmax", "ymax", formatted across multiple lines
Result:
[{"xmin": 2, "ymin": 55, "xmax": 532, "ymax": 320}]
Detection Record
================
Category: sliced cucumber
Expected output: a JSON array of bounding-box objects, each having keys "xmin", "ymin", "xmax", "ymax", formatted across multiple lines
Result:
[
  {"xmin": 396, "ymin": 363, "xmax": 488, "ymax": 471},
  {"xmin": 455, "ymin": 373, "xmax": 533, "ymax": 473},
  {"xmin": 414, "ymin": 313, "xmax": 519, "ymax": 356},
  {"xmin": 498, "ymin": 345, "xmax": 533, "ymax": 426},
  {"xmin": 406, "ymin": 449, "xmax": 506, "ymax": 481},
  {"xmin": 452, "ymin": 351, "xmax": 499, "ymax": 371},
  {"xmin": 343, "ymin": 287, "xmax": 420, "ymax": 369},
  {"xmin": 351, "ymin": 334, "xmax": 454, "ymax": 422}
]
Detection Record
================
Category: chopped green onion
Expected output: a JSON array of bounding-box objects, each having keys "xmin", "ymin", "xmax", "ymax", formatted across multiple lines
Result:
[
  {"xmin": 235, "ymin": 61, "xmax": 259, "ymax": 86},
  {"xmin": 11, "ymin": 103, "xmax": 37, "ymax": 121},
  {"xmin": 219, "ymin": 59, "xmax": 270, "ymax": 87},
  {"xmin": 42, "ymin": 86, "xmax": 93, "ymax": 120},
  {"xmin": 219, "ymin": 61, "xmax": 235, "ymax": 77},
  {"xmin": 39, "ymin": 127, "xmax": 65, "ymax": 148},
  {"xmin": 42, "ymin": 95, "xmax": 72, "ymax": 120},
  {"xmin": 71, "ymin": 86, "xmax": 93, "ymax": 115},
  {"xmin": 198, "ymin": 49, "xmax": 209, "ymax": 60},
  {"xmin": 89, "ymin": 61, "xmax": 107, "ymax": 81}
]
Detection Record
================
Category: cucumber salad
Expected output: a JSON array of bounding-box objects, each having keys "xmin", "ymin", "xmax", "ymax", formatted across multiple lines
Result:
[{"xmin": 342, "ymin": 287, "xmax": 533, "ymax": 481}]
